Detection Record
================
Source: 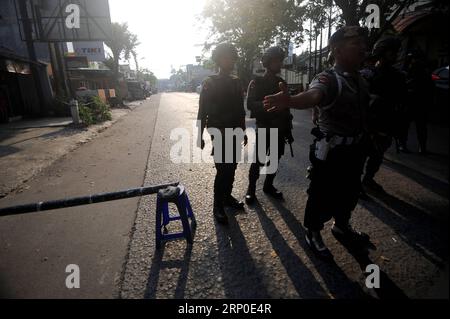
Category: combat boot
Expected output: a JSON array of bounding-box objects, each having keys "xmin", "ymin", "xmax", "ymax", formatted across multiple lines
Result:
[
  {"xmin": 263, "ymin": 184, "xmax": 283, "ymax": 200},
  {"xmin": 224, "ymin": 195, "xmax": 245, "ymax": 210},
  {"xmin": 331, "ymin": 222, "xmax": 370, "ymax": 243},
  {"xmin": 305, "ymin": 229, "xmax": 332, "ymax": 259},
  {"xmin": 263, "ymin": 175, "xmax": 283, "ymax": 200},
  {"xmin": 213, "ymin": 204, "xmax": 228, "ymax": 225}
]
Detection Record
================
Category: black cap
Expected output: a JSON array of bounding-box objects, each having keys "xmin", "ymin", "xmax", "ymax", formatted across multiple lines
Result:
[
  {"xmin": 329, "ymin": 26, "xmax": 368, "ymax": 47},
  {"xmin": 212, "ymin": 43, "xmax": 238, "ymax": 63},
  {"xmin": 261, "ymin": 46, "xmax": 285, "ymax": 67}
]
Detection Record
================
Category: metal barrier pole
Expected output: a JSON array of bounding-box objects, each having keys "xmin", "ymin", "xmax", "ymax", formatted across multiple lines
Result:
[{"xmin": 0, "ymin": 182, "xmax": 179, "ymax": 217}]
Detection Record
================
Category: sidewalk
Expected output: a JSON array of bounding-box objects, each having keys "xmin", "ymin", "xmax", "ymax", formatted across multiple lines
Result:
[
  {"xmin": 0, "ymin": 107, "xmax": 133, "ymax": 198},
  {"xmin": 0, "ymin": 97, "xmax": 160, "ymax": 298},
  {"xmin": 384, "ymin": 123, "xmax": 449, "ymax": 187}
]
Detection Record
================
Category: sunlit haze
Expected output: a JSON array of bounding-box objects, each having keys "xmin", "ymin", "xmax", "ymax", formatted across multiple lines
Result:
[{"xmin": 108, "ymin": 0, "xmax": 208, "ymax": 79}]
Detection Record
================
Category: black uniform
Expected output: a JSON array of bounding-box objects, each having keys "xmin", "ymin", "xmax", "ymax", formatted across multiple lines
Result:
[
  {"xmin": 402, "ymin": 58, "xmax": 433, "ymax": 153},
  {"xmin": 363, "ymin": 64, "xmax": 407, "ymax": 181},
  {"xmin": 246, "ymin": 73, "xmax": 293, "ymax": 194},
  {"xmin": 197, "ymin": 73, "xmax": 246, "ymax": 209},
  {"xmin": 304, "ymin": 66, "xmax": 370, "ymax": 231}
]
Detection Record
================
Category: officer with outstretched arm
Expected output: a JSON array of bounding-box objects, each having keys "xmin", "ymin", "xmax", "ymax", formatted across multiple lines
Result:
[{"xmin": 264, "ymin": 26, "xmax": 371, "ymax": 258}]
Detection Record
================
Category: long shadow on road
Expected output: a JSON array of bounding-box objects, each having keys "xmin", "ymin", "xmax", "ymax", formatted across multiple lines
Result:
[
  {"xmin": 383, "ymin": 159, "xmax": 449, "ymax": 198},
  {"xmin": 333, "ymin": 234, "xmax": 409, "ymax": 299},
  {"xmin": 214, "ymin": 213, "xmax": 271, "ymax": 299},
  {"xmin": 252, "ymin": 200, "xmax": 329, "ymax": 298},
  {"xmin": 360, "ymin": 191, "xmax": 448, "ymax": 268},
  {"xmin": 144, "ymin": 243, "xmax": 193, "ymax": 299},
  {"xmin": 263, "ymin": 198, "xmax": 373, "ymax": 299}
]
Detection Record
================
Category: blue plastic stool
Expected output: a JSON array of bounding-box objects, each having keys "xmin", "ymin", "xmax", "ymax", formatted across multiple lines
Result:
[{"xmin": 155, "ymin": 184, "xmax": 196, "ymax": 249}]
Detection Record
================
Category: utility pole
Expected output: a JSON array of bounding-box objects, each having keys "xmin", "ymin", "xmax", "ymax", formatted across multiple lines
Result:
[
  {"xmin": 328, "ymin": 1, "xmax": 333, "ymax": 40},
  {"xmin": 314, "ymin": 27, "xmax": 318, "ymax": 76},
  {"xmin": 48, "ymin": 43, "xmax": 64, "ymax": 97},
  {"xmin": 54, "ymin": 42, "xmax": 71, "ymax": 97},
  {"xmin": 308, "ymin": 19, "xmax": 312, "ymax": 83},
  {"xmin": 48, "ymin": 43, "xmax": 70, "ymax": 98},
  {"xmin": 319, "ymin": 28, "xmax": 323, "ymax": 72},
  {"xmin": 18, "ymin": 0, "xmax": 45, "ymax": 114}
]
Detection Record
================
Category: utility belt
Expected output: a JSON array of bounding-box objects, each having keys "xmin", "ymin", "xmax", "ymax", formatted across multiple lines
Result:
[{"xmin": 311, "ymin": 127, "xmax": 364, "ymax": 161}]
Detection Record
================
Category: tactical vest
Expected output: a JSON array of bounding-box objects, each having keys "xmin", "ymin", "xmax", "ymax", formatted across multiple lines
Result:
[{"xmin": 205, "ymin": 75, "xmax": 244, "ymax": 128}]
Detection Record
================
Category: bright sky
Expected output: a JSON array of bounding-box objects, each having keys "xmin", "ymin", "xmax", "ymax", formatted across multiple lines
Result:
[{"xmin": 108, "ymin": 0, "xmax": 209, "ymax": 79}]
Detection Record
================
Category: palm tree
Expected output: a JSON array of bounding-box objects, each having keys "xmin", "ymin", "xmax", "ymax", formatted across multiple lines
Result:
[
  {"xmin": 127, "ymin": 34, "xmax": 141, "ymax": 78},
  {"xmin": 104, "ymin": 22, "xmax": 140, "ymax": 98},
  {"xmin": 105, "ymin": 22, "xmax": 130, "ymax": 79}
]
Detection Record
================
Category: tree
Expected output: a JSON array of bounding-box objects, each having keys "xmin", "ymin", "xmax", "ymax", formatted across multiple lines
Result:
[
  {"xmin": 169, "ymin": 69, "xmax": 188, "ymax": 91},
  {"xmin": 104, "ymin": 22, "xmax": 139, "ymax": 81},
  {"xmin": 306, "ymin": 0, "xmax": 412, "ymax": 46},
  {"xmin": 202, "ymin": 0, "xmax": 306, "ymax": 85},
  {"xmin": 127, "ymin": 33, "xmax": 141, "ymax": 77},
  {"xmin": 332, "ymin": 0, "xmax": 409, "ymax": 28},
  {"xmin": 333, "ymin": 0, "xmax": 361, "ymax": 26},
  {"xmin": 304, "ymin": 1, "xmax": 333, "ymax": 73},
  {"xmin": 140, "ymin": 68, "xmax": 158, "ymax": 88},
  {"xmin": 201, "ymin": 58, "xmax": 216, "ymax": 72}
]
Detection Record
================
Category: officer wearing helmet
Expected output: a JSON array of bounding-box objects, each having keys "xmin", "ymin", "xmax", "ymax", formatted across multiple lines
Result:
[
  {"xmin": 197, "ymin": 42, "xmax": 246, "ymax": 225},
  {"xmin": 263, "ymin": 26, "xmax": 371, "ymax": 258},
  {"xmin": 361, "ymin": 36, "xmax": 407, "ymax": 194},
  {"xmin": 245, "ymin": 46, "xmax": 294, "ymax": 204}
]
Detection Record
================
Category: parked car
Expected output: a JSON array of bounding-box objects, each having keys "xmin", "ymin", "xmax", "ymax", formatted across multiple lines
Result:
[
  {"xmin": 432, "ymin": 65, "xmax": 449, "ymax": 90},
  {"xmin": 431, "ymin": 65, "xmax": 449, "ymax": 125}
]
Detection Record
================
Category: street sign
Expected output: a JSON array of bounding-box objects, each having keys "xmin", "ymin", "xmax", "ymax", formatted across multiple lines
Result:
[
  {"xmin": 72, "ymin": 41, "xmax": 106, "ymax": 61},
  {"xmin": 16, "ymin": 0, "xmax": 112, "ymax": 42}
]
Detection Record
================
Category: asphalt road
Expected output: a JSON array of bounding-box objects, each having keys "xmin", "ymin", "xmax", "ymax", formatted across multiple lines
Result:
[
  {"xmin": 121, "ymin": 93, "xmax": 448, "ymax": 299},
  {"xmin": 0, "ymin": 93, "xmax": 448, "ymax": 298},
  {"xmin": 0, "ymin": 96, "xmax": 160, "ymax": 298}
]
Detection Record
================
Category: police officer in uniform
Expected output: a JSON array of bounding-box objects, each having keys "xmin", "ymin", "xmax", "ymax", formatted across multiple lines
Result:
[
  {"xmin": 264, "ymin": 26, "xmax": 370, "ymax": 258},
  {"xmin": 401, "ymin": 50, "xmax": 433, "ymax": 154},
  {"xmin": 245, "ymin": 46, "xmax": 294, "ymax": 204},
  {"xmin": 362, "ymin": 37, "xmax": 407, "ymax": 193},
  {"xmin": 197, "ymin": 43, "xmax": 246, "ymax": 225}
]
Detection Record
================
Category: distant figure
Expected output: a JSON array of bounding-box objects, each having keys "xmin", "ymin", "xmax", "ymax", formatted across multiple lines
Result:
[
  {"xmin": 401, "ymin": 50, "xmax": 434, "ymax": 154},
  {"xmin": 361, "ymin": 37, "xmax": 407, "ymax": 194},
  {"xmin": 0, "ymin": 88, "xmax": 9, "ymax": 123}
]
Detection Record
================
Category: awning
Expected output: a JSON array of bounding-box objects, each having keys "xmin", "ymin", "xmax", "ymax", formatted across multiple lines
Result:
[
  {"xmin": 392, "ymin": 10, "xmax": 433, "ymax": 33},
  {"xmin": 3, "ymin": 59, "xmax": 32, "ymax": 74},
  {"xmin": 0, "ymin": 48, "xmax": 47, "ymax": 68}
]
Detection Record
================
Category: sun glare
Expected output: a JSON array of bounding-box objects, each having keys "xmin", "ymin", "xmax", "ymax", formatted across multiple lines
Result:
[{"xmin": 108, "ymin": 0, "xmax": 207, "ymax": 78}]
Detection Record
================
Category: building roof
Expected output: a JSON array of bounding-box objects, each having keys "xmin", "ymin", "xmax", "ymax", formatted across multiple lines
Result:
[{"xmin": 392, "ymin": 10, "xmax": 433, "ymax": 33}]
